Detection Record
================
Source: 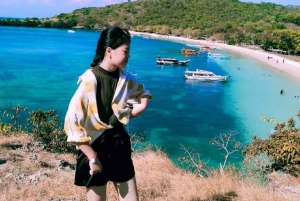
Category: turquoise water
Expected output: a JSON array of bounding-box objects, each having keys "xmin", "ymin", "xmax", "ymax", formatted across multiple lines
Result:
[{"xmin": 1, "ymin": 26, "xmax": 300, "ymax": 167}]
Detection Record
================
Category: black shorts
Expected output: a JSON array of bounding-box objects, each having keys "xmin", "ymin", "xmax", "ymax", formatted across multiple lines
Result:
[{"xmin": 74, "ymin": 126, "xmax": 135, "ymax": 188}]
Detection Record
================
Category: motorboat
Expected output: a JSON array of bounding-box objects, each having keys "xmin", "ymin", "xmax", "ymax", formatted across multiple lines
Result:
[
  {"xmin": 181, "ymin": 48, "xmax": 201, "ymax": 55},
  {"xmin": 207, "ymin": 52, "xmax": 231, "ymax": 59},
  {"xmin": 220, "ymin": 55, "xmax": 231, "ymax": 59},
  {"xmin": 184, "ymin": 69, "xmax": 230, "ymax": 82},
  {"xmin": 208, "ymin": 52, "xmax": 222, "ymax": 57},
  {"xmin": 156, "ymin": 56, "xmax": 190, "ymax": 66}
]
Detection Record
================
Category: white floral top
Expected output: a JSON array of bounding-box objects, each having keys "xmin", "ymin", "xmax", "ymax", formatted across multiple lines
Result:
[{"xmin": 64, "ymin": 69, "xmax": 152, "ymax": 144}]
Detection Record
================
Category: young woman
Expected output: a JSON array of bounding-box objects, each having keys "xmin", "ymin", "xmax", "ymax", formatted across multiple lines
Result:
[{"xmin": 64, "ymin": 27, "xmax": 152, "ymax": 201}]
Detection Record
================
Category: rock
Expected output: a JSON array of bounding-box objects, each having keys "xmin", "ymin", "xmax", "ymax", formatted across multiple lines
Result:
[{"xmin": 0, "ymin": 158, "xmax": 6, "ymax": 165}]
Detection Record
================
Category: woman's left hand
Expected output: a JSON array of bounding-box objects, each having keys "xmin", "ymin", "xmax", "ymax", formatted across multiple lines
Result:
[
  {"xmin": 130, "ymin": 96, "xmax": 150, "ymax": 118},
  {"xmin": 130, "ymin": 104, "xmax": 146, "ymax": 118}
]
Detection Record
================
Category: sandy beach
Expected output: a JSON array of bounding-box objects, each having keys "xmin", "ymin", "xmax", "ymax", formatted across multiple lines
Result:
[{"xmin": 130, "ymin": 31, "xmax": 300, "ymax": 82}]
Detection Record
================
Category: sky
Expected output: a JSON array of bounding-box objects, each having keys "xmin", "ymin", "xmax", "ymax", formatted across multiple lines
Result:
[{"xmin": 0, "ymin": 0, "xmax": 298, "ymax": 18}]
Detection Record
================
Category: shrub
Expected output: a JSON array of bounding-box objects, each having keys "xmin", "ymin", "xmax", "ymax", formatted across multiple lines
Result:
[
  {"xmin": 242, "ymin": 153, "xmax": 274, "ymax": 184},
  {"xmin": 178, "ymin": 144, "xmax": 211, "ymax": 178},
  {"xmin": 243, "ymin": 112, "xmax": 300, "ymax": 176},
  {"xmin": 26, "ymin": 109, "xmax": 76, "ymax": 154},
  {"xmin": 130, "ymin": 132, "xmax": 153, "ymax": 153},
  {"xmin": 0, "ymin": 104, "xmax": 28, "ymax": 134}
]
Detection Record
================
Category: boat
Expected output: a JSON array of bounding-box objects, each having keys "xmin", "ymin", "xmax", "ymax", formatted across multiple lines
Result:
[
  {"xmin": 200, "ymin": 45, "xmax": 213, "ymax": 51},
  {"xmin": 207, "ymin": 52, "xmax": 222, "ymax": 58},
  {"xmin": 156, "ymin": 56, "xmax": 190, "ymax": 66},
  {"xmin": 186, "ymin": 44, "xmax": 199, "ymax": 48},
  {"xmin": 207, "ymin": 52, "xmax": 231, "ymax": 59},
  {"xmin": 130, "ymin": 72, "xmax": 137, "ymax": 77},
  {"xmin": 68, "ymin": 30, "xmax": 75, "ymax": 33},
  {"xmin": 184, "ymin": 69, "xmax": 230, "ymax": 82},
  {"xmin": 142, "ymin": 34, "xmax": 151, "ymax": 39},
  {"xmin": 220, "ymin": 55, "xmax": 231, "ymax": 59},
  {"xmin": 181, "ymin": 48, "xmax": 201, "ymax": 55}
]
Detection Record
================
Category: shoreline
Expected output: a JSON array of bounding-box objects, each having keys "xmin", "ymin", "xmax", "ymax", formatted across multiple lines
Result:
[{"xmin": 130, "ymin": 31, "xmax": 300, "ymax": 82}]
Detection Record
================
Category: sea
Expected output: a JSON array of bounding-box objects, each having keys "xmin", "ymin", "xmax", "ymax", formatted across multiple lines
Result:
[{"xmin": 1, "ymin": 26, "xmax": 300, "ymax": 168}]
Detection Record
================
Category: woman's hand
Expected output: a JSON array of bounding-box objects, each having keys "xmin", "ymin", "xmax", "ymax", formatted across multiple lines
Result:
[
  {"xmin": 130, "ymin": 104, "xmax": 146, "ymax": 118},
  {"xmin": 130, "ymin": 97, "xmax": 149, "ymax": 118},
  {"xmin": 89, "ymin": 158, "xmax": 102, "ymax": 175}
]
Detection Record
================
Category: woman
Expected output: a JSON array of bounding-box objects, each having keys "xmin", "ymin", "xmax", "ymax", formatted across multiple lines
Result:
[{"xmin": 64, "ymin": 27, "xmax": 152, "ymax": 201}]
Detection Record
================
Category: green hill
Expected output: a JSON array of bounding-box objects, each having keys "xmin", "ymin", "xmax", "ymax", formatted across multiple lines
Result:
[{"xmin": 1, "ymin": 0, "xmax": 300, "ymax": 52}]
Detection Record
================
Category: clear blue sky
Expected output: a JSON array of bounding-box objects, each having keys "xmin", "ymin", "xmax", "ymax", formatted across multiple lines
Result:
[{"xmin": 0, "ymin": 0, "xmax": 298, "ymax": 18}]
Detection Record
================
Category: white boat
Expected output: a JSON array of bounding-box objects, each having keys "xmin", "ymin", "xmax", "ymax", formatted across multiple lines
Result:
[
  {"xmin": 130, "ymin": 72, "xmax": 137, "ymax": 77},
  {"xmin": 184, "ymin": 69, "xmax": 230, "ymax": 82},
  {"xmin": 220, "ymin": 55, "xmax": 231, "ymax": 59},
  {"xmin": 156, "ymin": 56, "xmax": 190, "ymax": 66},
  {"xmin": 142, "ymin": 34, "xmax": 151, "ymax": 39},
  {"xmin": 68, "ymin": 30, "xmax": 75, "ymax": 33},
  {"xmin": 207, "ymin": 52, "xmax": 230, "ymax": 59}
]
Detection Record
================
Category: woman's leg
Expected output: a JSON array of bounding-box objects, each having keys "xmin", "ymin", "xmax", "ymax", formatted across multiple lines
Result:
[
  {"xmin": 113, "ymin": 176, "xmax": 139, "ymax": 201},
  {"xmin": 87, "ymin": 184, "xmax": 107, "ymax": 201}
]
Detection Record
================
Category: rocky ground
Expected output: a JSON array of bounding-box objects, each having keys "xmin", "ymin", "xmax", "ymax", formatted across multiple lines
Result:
[{"xmin": 1, "ymin": 134, "xmax": 300, "ymax": 201}]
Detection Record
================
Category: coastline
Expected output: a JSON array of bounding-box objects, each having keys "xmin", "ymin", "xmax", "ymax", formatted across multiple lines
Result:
[{"xmin": 130, "ymin": 31, "xmax": 300, "ymax": 82}]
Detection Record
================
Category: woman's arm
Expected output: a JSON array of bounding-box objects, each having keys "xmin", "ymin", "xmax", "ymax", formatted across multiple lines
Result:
[{"xmin": 78, "ymin": 143, "xmax": 102, "ymax": 175}]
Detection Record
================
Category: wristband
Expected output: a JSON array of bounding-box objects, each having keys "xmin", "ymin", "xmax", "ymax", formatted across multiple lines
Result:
[
  {"xmin": 89, "ymin": 158, "xmax": 96, "ymax": 164},
  {"xmin": 87, "ymin": 152, "xmax": 97, "ymax": 163}
]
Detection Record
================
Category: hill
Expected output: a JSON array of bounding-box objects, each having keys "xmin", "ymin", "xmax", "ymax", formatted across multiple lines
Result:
[
  {"xmin": 52, "ymin": 0, "xmax": 300, "ymax": 31},
  {"xmin": 1, "ymin": 134, "xmax": 300, "ymax": 201},
  {"xmin": 1, "ymin": 0, "xmax": 300, "ymax": 53}
]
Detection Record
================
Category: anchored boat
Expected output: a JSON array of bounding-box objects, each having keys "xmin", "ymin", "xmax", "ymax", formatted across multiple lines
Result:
[
  {"xmin": 156, "ymin": 56, "xmax": 190, "ymax": 66},
  {"xmin": 184, "ymin": 69, "xmax": 230, "ymax": 82}
]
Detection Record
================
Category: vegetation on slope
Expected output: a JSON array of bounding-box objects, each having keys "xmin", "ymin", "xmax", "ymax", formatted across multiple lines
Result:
[
  {"xmin": 1, "ymin": 134, "xmax": 300, "ymax": 201},
  {"xmin": 1, "ymin": 105, "xmax": 300, "ymax": 200},
  {"xmin": 1, "ymin": 0, "xmax": 300, "ymax": 53}
]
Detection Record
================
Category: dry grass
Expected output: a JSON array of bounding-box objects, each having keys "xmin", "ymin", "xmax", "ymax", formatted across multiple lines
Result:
[{"xmin": 0, "ymin": 134, "xmax": 299, "ymax": 201}]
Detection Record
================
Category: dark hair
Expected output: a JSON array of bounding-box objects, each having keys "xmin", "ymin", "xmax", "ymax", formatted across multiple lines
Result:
[{"xmin": 90, "ymin": 27, "xmax": 131, "ymax": 68}]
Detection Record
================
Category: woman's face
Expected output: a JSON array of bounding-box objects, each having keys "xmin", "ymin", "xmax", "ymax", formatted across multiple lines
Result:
[{"xmin": 111, "ymin": 43, "xmax": 130, "ymax": 69}]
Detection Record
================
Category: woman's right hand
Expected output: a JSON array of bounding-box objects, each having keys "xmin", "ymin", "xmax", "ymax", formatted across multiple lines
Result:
[{"xmin": 89, "ymin": 158, "xmax": 102, "ymax": 175}]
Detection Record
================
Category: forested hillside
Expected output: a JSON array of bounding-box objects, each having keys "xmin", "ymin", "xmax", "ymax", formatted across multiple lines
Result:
[{"xmin": 1, "ymin": 0, "xmax": 300, "ymax": 53}]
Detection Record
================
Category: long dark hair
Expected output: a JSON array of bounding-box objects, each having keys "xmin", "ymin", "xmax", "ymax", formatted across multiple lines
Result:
[{"xmin": 90, "ymin": 27, "xmax": 131, "ymax": 68}]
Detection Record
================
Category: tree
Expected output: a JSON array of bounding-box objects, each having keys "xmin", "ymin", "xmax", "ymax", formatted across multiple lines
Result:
[{"xmin": 243, "ymin": 112, "xmax": 300, "ymax": 176}]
